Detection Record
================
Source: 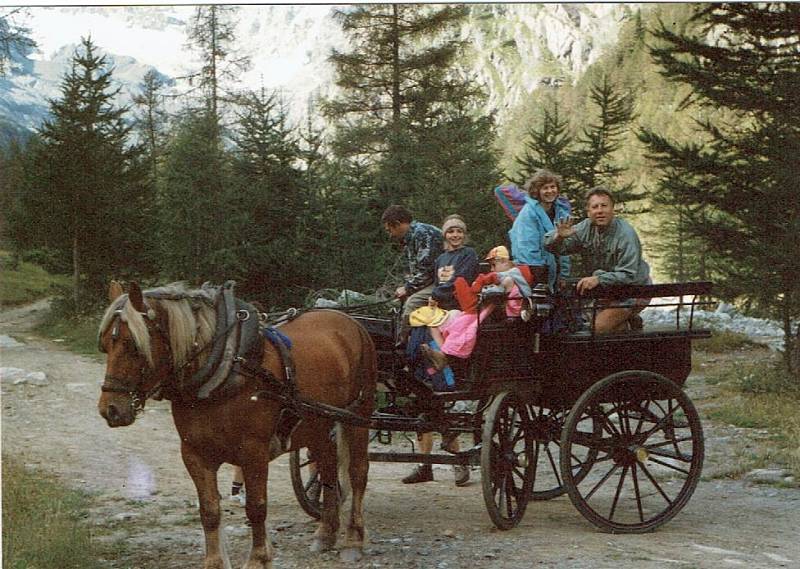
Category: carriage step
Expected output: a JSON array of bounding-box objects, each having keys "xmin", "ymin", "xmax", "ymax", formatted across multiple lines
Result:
[{"xmin": 368, "ymin": 449, "xmax": 479, "ymax": 466}]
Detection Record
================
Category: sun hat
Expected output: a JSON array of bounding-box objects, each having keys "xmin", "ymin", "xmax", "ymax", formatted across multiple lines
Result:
[
  {"xmin": 484, "ymin": 245, "xmax": 510, "ymax": 261},
  {"xmin": 409, "ymin": 305, "xmax": 449, "ymax": 327}
]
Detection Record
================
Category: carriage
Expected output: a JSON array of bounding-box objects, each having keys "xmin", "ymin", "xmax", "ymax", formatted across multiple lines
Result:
[
  {"xmin": 289, "ymin": 280, "xmax": 713, "ymax": 533},
  {"xmin": 97, "ymin": 278, "xmax": 712, "ymax": 567}
]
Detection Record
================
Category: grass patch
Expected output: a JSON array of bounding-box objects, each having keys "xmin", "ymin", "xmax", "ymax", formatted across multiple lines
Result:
[
  {"xmin": 2, "ymin": 455, "xmax": 106, "ymax": 569},
  {"xmin": 695, "ymin": 329, "xmax": 761, "ymax": 353},
  {"xmin": 0, "ymin": 250, "xmax": 70, "ymax": 307},
  {"xmin": 34, "ymin": 308, "xmax": 104, "ymax": 360},
  {"xmin": 706, "ymin": 360, "xmax": 800, "ymax": 479}
]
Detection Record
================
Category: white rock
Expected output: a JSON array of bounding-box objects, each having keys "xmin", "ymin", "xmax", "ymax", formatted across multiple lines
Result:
[
  {"xmin": 744, "ymin": 468, "xmax": 790, "ymax": 484},
  {"xmin": 13, "ymin": 371, "xmax": 48, "ymax": 386},
  {"xmin": 0, "ymin": 367, "xmax": 27, "ymax": 381},
  {"xmin": 0, "ymin": 335, "xmax": 23, "ymax": 348}
]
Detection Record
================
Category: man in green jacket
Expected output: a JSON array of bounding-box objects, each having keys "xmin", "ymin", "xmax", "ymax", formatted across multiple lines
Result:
[{"xmin": 544, "ymin": 186, "xmax": 651, "ymax": 333}]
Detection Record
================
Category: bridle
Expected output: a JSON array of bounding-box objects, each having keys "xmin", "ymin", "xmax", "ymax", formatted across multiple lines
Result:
[{"xmin": 100, "ymin": 302, "xmax": 173, "ymax": 416}]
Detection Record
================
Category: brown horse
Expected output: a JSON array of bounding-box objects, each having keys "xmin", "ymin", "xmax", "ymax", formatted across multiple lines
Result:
[{"xmin": 97, "ymin": 281, "xmax": 376, "ymax": 569}]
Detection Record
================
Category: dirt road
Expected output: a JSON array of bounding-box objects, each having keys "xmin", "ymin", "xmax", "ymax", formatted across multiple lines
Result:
[{"xmin": 2, "ymin": 301, "xmax": 798, "ymax": 568}]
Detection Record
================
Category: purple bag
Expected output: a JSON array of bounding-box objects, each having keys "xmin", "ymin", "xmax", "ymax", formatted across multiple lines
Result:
[
  {"xmin": 493, "ymin": 183, "xmax": 527, "ymax": 221},
  {"xmin": 494, "ymin": 183, "xmax": 573, "ymax": 222}
]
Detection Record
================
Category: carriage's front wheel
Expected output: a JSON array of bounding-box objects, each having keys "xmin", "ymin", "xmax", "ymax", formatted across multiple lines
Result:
[
  {"xmin": 560, "ymin": 370, "xmax": 704, "ymax": 533},
  {"xmin": 289, "ymin": 448, "xmax": 322, "ymax": 520},
  {"xmin": 480, "ymin": 391, "xmax": 534, "ymax": 530}
]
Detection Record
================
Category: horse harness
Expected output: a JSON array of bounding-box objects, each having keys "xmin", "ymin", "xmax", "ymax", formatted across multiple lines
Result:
[
  {"xmin": 99, "ymin": 301, "xmax": 173, "ymax": 416},
  {"xmin": 100, "ymin": 281, "xmax": 372, "ymax": 433}
]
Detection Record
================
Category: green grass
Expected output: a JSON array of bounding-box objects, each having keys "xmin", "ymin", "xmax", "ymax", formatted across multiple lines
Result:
[
  {"xmin": 34, "ymin": 309, "xmax": 104, "ymax": 359},
  {"xmin": 705, "ymin": 360, "xmax": 800, "ymax": 480},
  {"xmin": 2, "ymin": 456, "xmax": 106, "ymax": 569},
  {"xmin": 695, "ymin": 329, "xmax": 761, "ymax": 353},
  {"xmin": 0, "ymin": 250, "xmax": 70, "ymax": 307}
]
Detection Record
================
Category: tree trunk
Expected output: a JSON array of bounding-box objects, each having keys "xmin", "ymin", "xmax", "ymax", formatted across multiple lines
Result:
[
  {"xmin": 72, "ymin": 231, "xmax": 79, "ymax": 308},
  {"xmin": 391, "ymin": 4, "xmax": 400, "ymax": 127},
  {"xmin": 791, "ymin": 324, "xmax": 800, "ymax": 381}
]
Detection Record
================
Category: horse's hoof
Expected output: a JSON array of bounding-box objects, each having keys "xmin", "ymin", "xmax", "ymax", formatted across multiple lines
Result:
[
  {"xmin": 339, "ymin": 547, "xmax": 363, "ymax": 563},
  {"xmin": 309, "ymin": 538, "xmax": 328, "ymax": 553},
  {"xmin": 242, "ymin": 561, "xmax": 272, "ymax": 569}
]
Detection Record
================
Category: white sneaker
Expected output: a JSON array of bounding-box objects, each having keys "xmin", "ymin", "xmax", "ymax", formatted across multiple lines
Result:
[
  {"xmin": 453, "ymin": 465, "xmax": 470, "ymax": 487},
  {"xmin": 229, "ymin": 492, "xmax": 246, "ymax": 506}
]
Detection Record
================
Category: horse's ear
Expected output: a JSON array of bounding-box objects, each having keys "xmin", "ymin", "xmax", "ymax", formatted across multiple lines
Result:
[
  {"xmin": 129, "ymin": 282, "xmax": 146, "ymax": 312},
  {"xmin": 109, "ymin": 280, "xmax": 124, "ymax": 302}
]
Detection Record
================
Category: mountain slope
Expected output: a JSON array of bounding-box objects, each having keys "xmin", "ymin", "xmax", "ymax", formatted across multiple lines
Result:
[{"xmin": 1, "ymin": 4, "xmax": 636, "ymax": 138}]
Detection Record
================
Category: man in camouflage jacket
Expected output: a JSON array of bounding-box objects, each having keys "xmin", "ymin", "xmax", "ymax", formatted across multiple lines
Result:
[{"xmin": 381, "ymin": 205, "xmax": 443, "ymax": 344}]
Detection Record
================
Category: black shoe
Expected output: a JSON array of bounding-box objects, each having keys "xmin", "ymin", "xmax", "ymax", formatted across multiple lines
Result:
[{"xmin": 402, "ymin": 464, "xmax": 433, "ymax": 484}]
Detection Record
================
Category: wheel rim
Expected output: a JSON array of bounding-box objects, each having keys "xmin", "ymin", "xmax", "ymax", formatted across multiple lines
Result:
[
  {"xmin": 561, "ymin": 371, "xmax": 704, "ymax": 533},
  {"xmin": 481, "ymin": 392, "xmax": 534, "ymax": 529},
  {"xmin": 528, "ymin": 405, "xmax": 598, "ymax": 501},
  {"xmin": 289, "ymin": 448, "xmax": 322, "ymax": 520}
]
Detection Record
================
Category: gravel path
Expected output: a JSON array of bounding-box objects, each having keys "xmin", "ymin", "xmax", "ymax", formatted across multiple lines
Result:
[{"xmin": 2, "ymin": 301, "xmax": 798, "ymax": 569}]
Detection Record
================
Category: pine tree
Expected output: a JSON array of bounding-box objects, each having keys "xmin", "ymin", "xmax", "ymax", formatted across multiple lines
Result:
[
  {"xmin": 513, "ymin": 98, "xmax": 578, "ymax": 191},
  {"xmin": 158, "ymin": 111, "xmax": 232, "ymax": 282},
  {"xmin": 641, "ymin": 2, "xmax": 800, "ymax": 373},
  {"xmin": 28, "ymin": 37, "xmax": 148, "ymax": 307},
  {"xmin": 325, "ymin": 3, "xmax": 500, "ymax": 259},
  {"xmin": 571, "ymin": 74, "xmax": 643, "ymax": 212},
  {"xmin": 0, "ymin": 8, "xmax": 36, "ymax": 76},
  {"xmin": 132, "ymin": 69, "xmax": 169, "ymax": 185},
  {"xmin": 182, "ymin": 5, "xmax": 250, "ymax": 138},
  {"xmin": 228, "ymin": 88, "xmax": 310, "ymax": 304}
]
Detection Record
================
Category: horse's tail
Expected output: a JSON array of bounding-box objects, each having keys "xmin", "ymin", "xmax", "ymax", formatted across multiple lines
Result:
[{"xmin": 335, "ymin": 422, "xmax": 352, "ymax": 504}]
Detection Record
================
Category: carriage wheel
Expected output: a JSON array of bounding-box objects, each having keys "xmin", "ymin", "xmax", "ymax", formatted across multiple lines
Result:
[
  {"xmin": 527, "ymin": 405, "xmax": 599, "ymax": 501},
  {"xmin": 480, "ymin": 391, "xmax": 534, "ymax": 530},
  {"xmin": 560, "ymin": 371, "xmax": 704, "ymax": 533},
  {"xmin": 289, "ymin": 448, "xmax": 322, "ymax": 520}
]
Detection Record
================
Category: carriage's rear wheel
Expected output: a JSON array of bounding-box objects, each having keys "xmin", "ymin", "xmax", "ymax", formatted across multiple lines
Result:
[
  {"xmin": 560, "ymin": 370, "xmax": 704, "ymax": 533},
  {"xmin": 527, "ymin": 404, "xmax": 599, "ymax": 501},
  {"xmin": 289, "ymin": 448, "xmax": 322, "ymax": 520},
  {"xmin": 480, "ymin": 391, "xmax": 534, "ymax": 530}
]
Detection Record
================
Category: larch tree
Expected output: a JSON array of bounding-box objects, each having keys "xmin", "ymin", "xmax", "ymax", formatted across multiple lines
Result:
[
  {"xmin": 640, "ymin": 2, "xmax": 800, "ymax": 373},
  {"xmin": 29, "ymin": 37, "xmax": 148, "ymax": 306}
]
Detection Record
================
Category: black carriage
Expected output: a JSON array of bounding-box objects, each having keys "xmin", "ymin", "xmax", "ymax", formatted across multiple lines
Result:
[{"xmin": 290, "ymin": 280, "xmax": 712, "ymax": 533}]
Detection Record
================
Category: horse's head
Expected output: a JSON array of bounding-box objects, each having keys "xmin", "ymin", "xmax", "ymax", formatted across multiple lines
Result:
[{"xmin": 97, "ymin": 281, "xmax": 173, "ymax": 427}]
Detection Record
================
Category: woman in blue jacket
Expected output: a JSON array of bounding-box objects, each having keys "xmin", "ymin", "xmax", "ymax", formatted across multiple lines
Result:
[{"xmin": 508, "ymin": 169, "xmax": 571, "ymax": 290}]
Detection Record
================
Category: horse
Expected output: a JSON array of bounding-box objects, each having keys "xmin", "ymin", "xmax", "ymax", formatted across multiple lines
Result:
[{"xmin": 97, "ymin": 281, "xmax": 376, "ymax": 569}]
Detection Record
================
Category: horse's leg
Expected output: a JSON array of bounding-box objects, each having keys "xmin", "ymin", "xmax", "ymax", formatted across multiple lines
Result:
[
  {"xmin": 309, "ymin": 429, "xmax": 340, "ymax": 553},
  {"xmin": 181, "ymin": 444, "xmax": 232, "ymax": 569},
  {"xmin": 240, "ymin": 452, "xmax": 273, "ymax": 569},
  {"xmin": 340, "ymin": 424, "xmax": 369, "ymax": 562}
]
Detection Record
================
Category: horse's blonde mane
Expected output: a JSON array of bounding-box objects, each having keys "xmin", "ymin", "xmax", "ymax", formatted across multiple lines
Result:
[{"xmin": 98, "ymin": 282, "xmax": 217, "ymax": 370}]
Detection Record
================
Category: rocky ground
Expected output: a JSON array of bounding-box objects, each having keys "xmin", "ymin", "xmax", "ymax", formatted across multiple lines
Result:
[{"xmin": 2, "ymin": 300, "xmax": 799, "ymax": 569}]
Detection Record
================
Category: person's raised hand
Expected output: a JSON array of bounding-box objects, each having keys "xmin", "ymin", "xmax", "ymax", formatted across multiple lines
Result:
[{"xmin": 555, "ymin": 217, "xmax": 575, "ymax": 240}]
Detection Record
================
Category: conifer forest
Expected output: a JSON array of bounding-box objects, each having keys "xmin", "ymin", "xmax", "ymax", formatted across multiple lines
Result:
[{"xmin": 1, "ymin": 3, "xmax": 798, "ymax": 373}]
